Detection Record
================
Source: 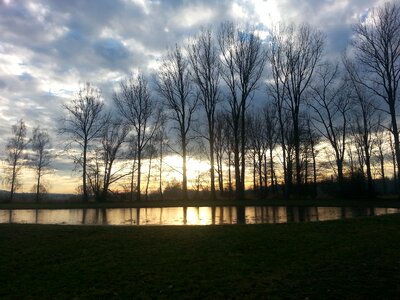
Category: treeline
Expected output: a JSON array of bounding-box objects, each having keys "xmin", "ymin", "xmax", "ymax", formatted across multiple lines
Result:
[{"xmin": 3, "ymin": 2, "xmax": 400, "ymax": 202}]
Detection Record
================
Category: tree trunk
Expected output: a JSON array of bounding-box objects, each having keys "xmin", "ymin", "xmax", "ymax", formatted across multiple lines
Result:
[
  {"xmin": 82, "ymin": 141, "xmax": 88, "ymax": 202},
  {"xmin": 240, "ymin": 108, "xmax": 246, "ymax": 199},
  {"xmin": 36, "ymin": 167, "xmax": 41, "ymax": 203},
  {"xmin": 337, "ymin": 158, "xmax": 344, "ymax": 194},
  {"xmin": 10, "ymin": 162, "xmax": 17, "ymax": 203},
  {"xmin": 234, "ymin": 132, "xmax": 241, "ymax": 200},
  {"xmin": 137, "ymin": 148, "xmax": 141, "ymax": 202},
  {"xmin": 209, "ymin": 132, "xmax": 216, "ymax": 200},
  {"xmin": 182, "ymin": 135, "xmax": 188, "ymax": 201},
  {"xmin": 159, "ymin": 140, "xmax": 164, "ymax": 200},
  {"xmin": 145, "ymin": 154, "xmax": 152, "ymax": 201},
  {"xmin": 294, "ymin": 120, "xmax": 302, "ymax": 197},
  {"xmin": 311, "ymin": 143, "xmax": 317, "ymax": 199},
  {"xmin": 390, "ymin": 110, "xmax": 400, "ymax": 195},
  {"xmin": 379, "ymin": 147, "xmax": 386, "ymax": 194},
  {"xmin": 130, "ymin": 159, "xmax": 135, "ymax": 202},
  {"xmin": 228, "ymin": 150, "xmax": 233, "ymax": 197}
]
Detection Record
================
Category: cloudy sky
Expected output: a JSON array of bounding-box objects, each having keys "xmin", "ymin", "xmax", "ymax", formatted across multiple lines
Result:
[{"xmin": 0, "ymin": 0, "xmax": 386, "ymax": 192}]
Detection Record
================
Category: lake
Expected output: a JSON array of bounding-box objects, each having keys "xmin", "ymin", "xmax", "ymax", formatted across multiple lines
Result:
[{"xmin": 0, "ymin": 206, "xmax": 399, "ymax": 226}]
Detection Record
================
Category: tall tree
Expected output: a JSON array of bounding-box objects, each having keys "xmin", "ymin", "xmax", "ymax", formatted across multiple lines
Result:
[
  {"xmin": 268, "ymin": 23, "xmax": 325, "ymax": 196},
  {"xmin": 60, "ymin": 83, "xmax": 107, "ymax": 202},
  {"xmin": 218, "ymin": 22, "xmax": 266, "ymax": 199},
  {"xmin": 114, "ymin": 74, "xmax": 159, "ymax": 201},
  {"xmin": 308, "ymin": 62, "xmax": 350, "ymax": 193},
  {"xmin": 156, "ymin": 45, "xmax": 198, "ymax": 200},
  {"xmin": 352, "ymin": 2, "xmax": 400, "ymax": 191},
  {"xmin": 267, "ymin": 31, "xmax": 293, "ymax": 198},
  {"xmin": 188, "ymin": 28, "xmax": 221, "ymax": 200},
  {"xmin": 344, "ymin": 57, "xmax": 377, "ymax": 198},
  {"xmin": 31, "ymin": 127, "xmax": 52, "ymax": 202},
  {"xmin": 5, "ymin": 119, "xmax": 29, "ymax": 202}
]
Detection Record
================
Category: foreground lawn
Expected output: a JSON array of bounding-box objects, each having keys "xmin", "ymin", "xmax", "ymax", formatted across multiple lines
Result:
[{"xmin": 0, "ymin": 215, "xmax": 400, "ymax": 299}]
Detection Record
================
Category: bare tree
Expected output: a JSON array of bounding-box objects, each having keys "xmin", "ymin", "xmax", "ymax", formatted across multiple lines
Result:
[
  {"xmin": 31, "ymin": 127, "xmax": 52, "ymax": 202},
  {"xmin": 263, "ymin": 103, "xmax": 279, "ymax": 193},
  {"xmin": 268, "ymin": 23, "xmax": 325, "ymax": 196},
  {"xmin": 60, "ymin": 83, "xmax": 107, "ymax": 202},
  {"xmin": 188, "ymin": 27, "xmax": 221, "ymax": 200},
  {"xmin": 114, "ymin": 74, "xmax": 160, "ymax": 201},
  {"xmin": 153, "ymin": 113, "xmax": 167, "ymax": 199},
  {"xmin": 248, "ymin": 110, "xmax": 266, "ymax": 195},
  {"xmin": 267, "ymin": 32, "xmax": 293, "ymax": 198},
  {"xmin": 99, "ymin": 120, "xmax": 130, "ymax": 201},
  {"xmin": 156, "ymin": 45, "xmax": 198, "ymax": 200},
  {"xmin": 373, "ymin": 116, "xmax": 388, "ymax": 194},
  {"xmin": 305, "ymin": 116, "xmax": 320, "ymax": 198},
  {"xmin": 308, "ymin": 62, "xmax": 350, "ymax": 193},
  {"xmin": 218, "ymin": 22, "xmax": 266, "ymax": 199},
  {"xmin": 344, "ymin": 57, "xmax": 377, "ymax": 198},
  {"xmin": 214, "ymin": 112, "xmax": 225, "ymax": 195},
  {"xmin": 5, "ymin": 120, "xmax": 29, "ymax": 202},
  {"xmin": 352, "ymin": 2, "xmax": 400, "ymax": 191}
]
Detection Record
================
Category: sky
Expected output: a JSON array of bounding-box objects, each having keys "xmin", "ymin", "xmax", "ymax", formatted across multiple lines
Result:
[{"xmin": 0, "ymin": 0, "xmax": 387, "ymax": 193}]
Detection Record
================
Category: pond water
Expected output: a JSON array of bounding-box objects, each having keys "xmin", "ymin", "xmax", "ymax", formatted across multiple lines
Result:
[{"xmin": 0, "ymin": 206, "xmax": 399, "ymax": 226}]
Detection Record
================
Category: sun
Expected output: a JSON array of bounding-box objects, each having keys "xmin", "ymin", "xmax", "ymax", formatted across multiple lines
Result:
[{"xmin": 163, "ymin": 154, "xmax": 211, "ymax": 183}]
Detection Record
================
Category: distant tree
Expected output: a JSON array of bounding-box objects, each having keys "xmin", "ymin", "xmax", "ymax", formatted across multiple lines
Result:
[
  {"xmin": 114, "ymin": 74, "xmax": 160, "ymax": 201},
  {"xmin": 352, "ymin": 2, "xmax": 400, "ymax": 191},
  {"xmin": 188, "ymin": 27, "xmax": 221, "ymax": 200},
  {"xmin": 156, "ymin": 45, "xmax": 198, "ymax": 201},
  {"xmin": 218, "ymin": 22, "xmax": 266, "ymax": 199},
  {"xmin": 60, "ymin": 83, "xmax": 107, "ymax": 202},
  {"xmin": 5, "ymin": 120, "xmax": 29, "ymax": 202},
  {"xmin": 31, "ymin": 127, "xmax": 52, "ymax": 202}
]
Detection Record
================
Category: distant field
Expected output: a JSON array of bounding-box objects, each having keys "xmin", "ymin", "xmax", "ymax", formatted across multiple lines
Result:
[{"xmin": 0, "ymin": 214, "xmax": 399, "ymax": 299}]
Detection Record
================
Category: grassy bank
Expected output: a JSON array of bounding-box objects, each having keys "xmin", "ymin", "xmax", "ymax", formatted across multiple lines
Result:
[
  {"xmin": 1, "ymin": 197, "xmax": 400, "ymax": 209},
  {"xmin": 1, "ymin": 214, "xmax": 400, "ymax": 299}
]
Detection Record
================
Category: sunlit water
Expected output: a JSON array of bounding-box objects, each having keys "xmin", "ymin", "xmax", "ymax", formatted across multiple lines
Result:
[{"xmin": 0, "ymin": 206, "xmax": 399, "ymax": 226}]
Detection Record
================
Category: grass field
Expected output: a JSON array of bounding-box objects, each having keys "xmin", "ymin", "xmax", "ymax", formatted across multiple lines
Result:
[{"xmin": 1, "ymin": 213, "xmax": 400, "ymax": 299}]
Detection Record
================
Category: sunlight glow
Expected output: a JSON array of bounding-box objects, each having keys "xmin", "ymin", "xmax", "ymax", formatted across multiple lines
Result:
[
  {"xmin": 174, "ymin": 5, "xmax": 216, "ymax": 28},
  {"xmin": 231, "ymin": 0, "xmax": 281, "ymax": 27}
]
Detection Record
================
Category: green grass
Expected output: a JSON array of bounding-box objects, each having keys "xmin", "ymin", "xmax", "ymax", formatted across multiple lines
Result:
[{"xmin": 1, "ymin": 214, "xmax": 400, "ymax": 299}]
